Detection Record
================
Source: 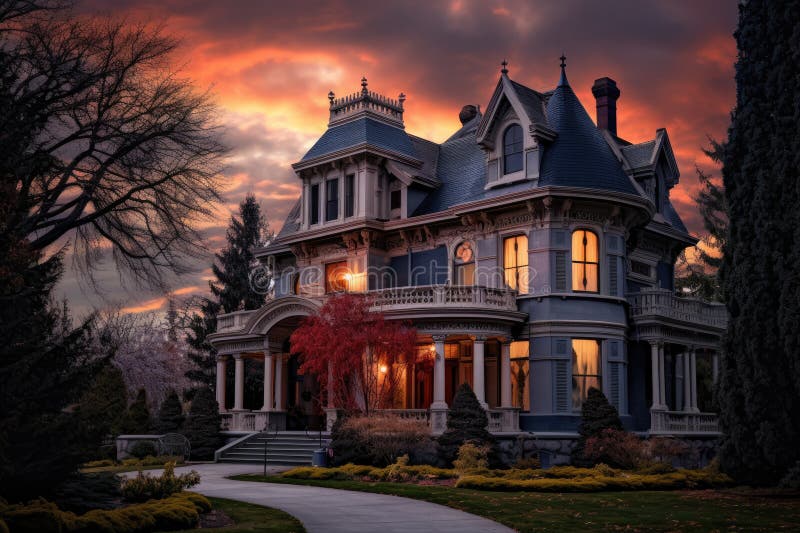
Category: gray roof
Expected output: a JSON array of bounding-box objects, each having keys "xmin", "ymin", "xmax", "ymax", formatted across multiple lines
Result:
[
  {"xmin": 276, "ymin": 199, "xmax": 301, "ymax": 239},
  {"xmin": 300, "ymin": 117, "xmax": 417, "ymax": 162},
  {"xmin": 663, "ymin": 197, "xmax": 688, "ymax": 233},
  {"xmin": 538, "ymin": 72, "xmax": 639, "ymax": 195},
  {"xmin": 509, "ymin": 80, "xmax": 548, "ymax": 124},
  {"xmin": 621, "ymin": 141, "xmax": 656, "ymax": 168}
]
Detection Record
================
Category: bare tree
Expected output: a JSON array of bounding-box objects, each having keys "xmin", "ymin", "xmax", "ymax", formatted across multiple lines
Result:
[{"xmin": 0, "ymin": 1, "xmax": 227, "ymax": 288}]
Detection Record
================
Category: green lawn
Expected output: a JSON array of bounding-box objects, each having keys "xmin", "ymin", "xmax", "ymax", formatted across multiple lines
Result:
[
  {"xmin": 234, "ymin": 474, "xmax": 800, "ymax": 532},
  {"xmin": 170, "ymin": 497, "xmax": 305, "ymax": 533}
]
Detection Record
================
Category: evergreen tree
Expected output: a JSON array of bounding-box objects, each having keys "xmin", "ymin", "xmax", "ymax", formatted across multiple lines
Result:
[
  {"xmin": 572, "ymin": 387, "xmax": 623, "ymax": 465},
  {"xmin": 119, "ymin": 389, "xmax": 152, "ymax": 434},
  {"xmin": 437, "ymin": 384, "xmax": 496, "ymax": 465},
  {"xmin": 78, "ymin": 365, "xmax": 128, "ymax": 439},
  {"xmin": 184, "ymin": 194, "xmax": 272, "ymax": 400},
  {"xmin": 184, "ymin": 387, "xmax": 222, "ymax": 460},
  {"xmin": 154, "ymin": 389, "xmax": 184, "ymax": 434},
  {"xmin": 675, "ymin": 142, "xmax": 727, "ymax": 301},
  {"xmin": 719, "ymin": 0, "xmax": 800, "ymax": 486}
]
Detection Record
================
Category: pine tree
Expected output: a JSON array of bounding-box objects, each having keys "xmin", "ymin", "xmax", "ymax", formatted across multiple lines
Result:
[
  {"xmin": 719, "ymin": 0, "xmax": 800, "ymax": 486},
  {"xmin": 184, "ymin": 194, "xmax": 272, "ymax": 400},
  {"xmin": 154, "ymin": 389, "xmax": 184, "ymax": 434},
  {"xmin": 437, "ymin": 384, "xmax": 496, "ymax": 465},
  {"xmin": 184, "ymin": 387, "xmax": 222, "ymax": 460},
  {"xmin": 120, "ymin": 389, "xmax": 152, "ymax": 434},
  {"xmin": 572, "ymin": 387, "xmax": 623, "ymax": 465},
  {"xmin": 78, "ymin": 365, "xmax": 128, "ymax": 439}
]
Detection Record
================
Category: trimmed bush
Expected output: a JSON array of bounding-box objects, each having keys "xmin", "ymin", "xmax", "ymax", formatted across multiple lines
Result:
[
  {"xmin": 120, "ymin": 462, "xmax": 200, "ymax": 502},
  {"xmin": 129, "ymin": 440, "xmax": 158, "ymax": 460},
  {"xmin": 453, "ymin": 442, "xmax": 489, "ymax": 473},
  {"xmin": 281, "ymin": 462, "xmax": 458, "ymax": 482},
  {"xmin": 183, "ymin": 387, "xmax": 221, "ymax": 460},
  {"xmin": 572, "ymin": 387, "xmax": 623, "ymax": 465},
  {"xmin": 437, "ymin": 384, "xmax": 496, "ymax": 466},
  {"xmin": 154, "ymin": 390, "xmax": 184, "ymax": 434},
  {"xmin": 330, "ymin": 414, "xmax": 432, "ymax": 467},
  {"xmin": 583, "ymin": 428, "xmax": 649, "ymax": 470}
]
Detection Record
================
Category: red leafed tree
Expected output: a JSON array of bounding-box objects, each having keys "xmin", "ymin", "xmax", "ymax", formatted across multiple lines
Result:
[{"xmin": 290, "ymin": 294, "xmax": 420, "ymax": 415}]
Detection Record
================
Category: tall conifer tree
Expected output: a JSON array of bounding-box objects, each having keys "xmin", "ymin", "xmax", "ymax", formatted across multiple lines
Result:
[
  {"xmin": 184, "ymin": 194, "xmax": 272, "ymax": 399},
  {"xmin": 719, "ymin": 0, "xmax": 800, "ymax": 485}
]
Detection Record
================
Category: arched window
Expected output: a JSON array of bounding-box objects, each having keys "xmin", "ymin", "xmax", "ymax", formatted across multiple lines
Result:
[
  {"xmin": 503, "ymin": 124, "xmax": 523, "ymax": 174},
  {"xmin": 572, "ymin": 229, "xmax": 599, "ymax": 292},
  {"xmin": 454, "ymin": 241, "xmax": 475, "ymax": 285}
]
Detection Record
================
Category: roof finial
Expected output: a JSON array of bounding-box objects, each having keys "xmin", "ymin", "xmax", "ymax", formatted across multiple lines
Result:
[
  {"xmin": 361, "ymin": 76, "xmax": 368, "ymax": 95},
  {"xmin": 501, "ymin": 59, "xmax": 508, "ymax": 75},
  {"xmin": 328, "ymin": 90, "xmax": 335, "ymax": 106},
  {"xmin": 398, "ymin": 92, "xmax": 406, "ymax": 109},
  {"xmin": 558, "ymin": 53, "xmax": 569, "ymax": 87}
]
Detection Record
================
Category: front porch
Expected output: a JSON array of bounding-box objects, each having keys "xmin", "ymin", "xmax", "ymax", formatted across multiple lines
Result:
[
  {"xmin": 628, "ymin": 289, "xmax": 727, "ymax": 436},
  {"xmin": 209, "ymin": 289, "xmax": 528, "ymax": 435}
]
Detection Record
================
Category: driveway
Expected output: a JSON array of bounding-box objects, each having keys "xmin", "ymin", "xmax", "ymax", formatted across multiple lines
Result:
[{"xmin": 170, "ymin": 463, "xmax": 514, "ymax": 533}]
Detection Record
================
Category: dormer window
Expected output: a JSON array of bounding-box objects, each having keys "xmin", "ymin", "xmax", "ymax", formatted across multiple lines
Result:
[{"xmin": 503, "ymin": 124, "xmax": 523, "ymax": 174}]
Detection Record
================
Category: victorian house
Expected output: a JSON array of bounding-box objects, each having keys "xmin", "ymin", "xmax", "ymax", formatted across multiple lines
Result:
[{"xmin": 207, "ymin": 60, "xmax": 726, "ymax": 446}]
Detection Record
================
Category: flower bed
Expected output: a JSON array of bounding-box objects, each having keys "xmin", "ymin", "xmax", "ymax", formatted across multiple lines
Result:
[{"xmin": 281, "ymin": 461, "xmax": 732, "ymax": 492}]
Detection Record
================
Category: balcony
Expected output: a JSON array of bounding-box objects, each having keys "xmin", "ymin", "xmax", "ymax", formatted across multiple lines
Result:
[
  {"xmin": 627, "ymin": 289, "xmax": 727, "ymax": 331},
  {"xmin": 216, "ymin": 285, "xmax": 521, "ymax": 333},
  {"xmin": 650, "ymin": 410, "xmax": 720, "ymax": 435}
]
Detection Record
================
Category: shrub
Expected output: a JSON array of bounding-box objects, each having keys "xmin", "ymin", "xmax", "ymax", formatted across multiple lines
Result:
[
  {"xmin": 647, "ymin": 437, "xmax": 690, "ymax": 464},
  {"xmin": 0, "ymin": 519, "xmax": 8, "ymax": 533},
  {"xmin": 53, "ymin": 471, "xmax": 122, "ymax": 513},
  {"xmin": 572, "ymin": 387, "xmax": 623, "ymax": 465},
  {"xmin": 779, "ymin": 460, "xmax": 800, "ymax": 489},
  {"xmin": 513, "ymin": 456, "xmax": 541, "ymax": 470},
  {"xmin": 183, "ymin": 387, "xmax": 221, "ymax": 460},
  {"xmin": 331, "ymin": 414, "xmax": 432, "ymax": 467},
  {"xmin": 120, "ymin": 462, "xmax": 200, "ymax": 502},
  {"xmin": 0, "ymin": 500, "xmax": 64, "ymax": 533},
  {"xmin": 154, "ymin": 390, "xmax": 184, "ymax": 434},
  {"xmin": 437, "ymin": 384, "xmax": 496, "ymax": 466},
  {"xmin": 119, "ymin": 388, "xmax": 152, "ymax": 435},
  {"xmin": 453, "ymin": 442, "xmax": 489, "ymax": 473},
  {"xmin": 583, "ymin": 428, "xmax": 649, "ymax": 470},
  {"xmin": 129, "ymin": 440, "xmax": 158, "ymax": 460}
]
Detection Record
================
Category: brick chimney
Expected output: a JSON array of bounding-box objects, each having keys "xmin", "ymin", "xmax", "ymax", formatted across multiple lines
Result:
[{"xmin": 591, "ymin": 77, "xmax": 620, "ymax": 135}]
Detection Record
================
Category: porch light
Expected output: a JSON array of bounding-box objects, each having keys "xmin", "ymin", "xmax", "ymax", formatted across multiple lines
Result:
[{"xmin": 379, "ymin": 365, "xmax": 388, "ymax": 374}]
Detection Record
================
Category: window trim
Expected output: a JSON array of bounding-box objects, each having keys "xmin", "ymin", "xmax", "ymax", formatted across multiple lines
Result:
[
  {"xmin": 571, "ymin": 229, "xmax": 600, "ymax": 293},
  {"xmin": 502, "ymin": 124, "xmax": 524, "ymax": 175}
]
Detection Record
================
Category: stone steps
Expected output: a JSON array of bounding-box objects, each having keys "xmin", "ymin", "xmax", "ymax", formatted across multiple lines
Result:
[{"xmin": 217, "ymin": 431, "xmax": 330, "ymax": 466}]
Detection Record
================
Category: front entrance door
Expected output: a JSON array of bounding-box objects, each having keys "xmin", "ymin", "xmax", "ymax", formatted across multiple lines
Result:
[{"xmin": 286, "ymin": 355, "xmax": 323, "ymax": 430}]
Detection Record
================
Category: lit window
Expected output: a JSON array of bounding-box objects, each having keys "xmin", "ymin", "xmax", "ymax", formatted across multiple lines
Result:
[
  {"xmin": 572, "ymin": 229, "xmax": 599, "ymax": 292},
  {"xmin": 510, "ymin": 341, "xmax": 530, "ymax": 412},
  {"xmin": 503, "ymin": 124, "xmax": 523, "ymax": 174},
  {"xmin": 326, "ymin": 179, "xmax": 339, "ymax": 221},
  {"xmin": 454, "ymin": 241, "xmax": 475, "ymax": 285},
  {"xmin": 325, "ymin": 261, "xmax": 349, "ymax": 293},
  {"xmin": 572, "ymin": 339, "xmax": 601, "ymax": 410},
  {"xmin": 503, "ymin": 235, "xmax": 529, "ymax": 294}
]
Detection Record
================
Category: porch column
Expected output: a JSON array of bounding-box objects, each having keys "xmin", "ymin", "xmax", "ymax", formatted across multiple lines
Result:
[
  {"xmin": 683, "ymin": 352, "xmax": 692, "ymax": 412},
  {"xmin": 216, "ymin": 356, "xmax": 227, "ymax": 412},
  {"xmin": 473, "ymin": 336, "xmax": 487, "ymax": 408},
  {"xmin": 261, "ymin": 351, "xmax": 274, "ymax": 411},
  {"xmin": 274, "ymin": 354, "xmax": 284, "ymax": 411},
  {"xmin": 430, "ymin": 334, "xmax": 448, "ymax": 435},
  {"xmin": 432, "ymin": 335, "xmax": 447, "ymax": 408},
  {"xmin": 500, "ymin": 341, "xmax": 512, "ymax": 408},
  {"xmin": 658, "ymin": 343, "xmax": 667, "ymax": 410},
  {"xmin": 712, "ymin": 350, "xmax": 720, "ymax": 384},
  {"xmin": 233, "ymin": 354, "xmax": 245, "ymax": 411},
  {"xmin": 689, "ymin": 347, "xmax": 699, "ymax": 412},
  {"xmin": 650, "ymin": 342, "xmax": 663, "ymax": 410}
]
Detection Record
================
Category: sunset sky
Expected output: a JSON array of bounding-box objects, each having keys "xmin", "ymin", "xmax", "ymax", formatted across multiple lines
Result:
[{"xmin": 60, "ymin": 0, "xmax": 738, "ymax": 315}]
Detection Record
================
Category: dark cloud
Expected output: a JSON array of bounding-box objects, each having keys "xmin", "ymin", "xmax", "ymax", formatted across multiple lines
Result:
[{"xmin": 63, "ymin": 0, "xmax": 736, "ymax": 313}]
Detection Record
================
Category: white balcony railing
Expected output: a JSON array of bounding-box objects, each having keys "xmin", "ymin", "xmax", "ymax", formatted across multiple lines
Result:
[
  {"xmin": 627, "ymin": 289, "xmax": 727, "ymax": 330},
  {"xmin": 650, "ymin": 410, "xmax": 720, "ymax": 435},
  {"xmin": 216, "ymin": 285, "xmax": 519, "ymax": 333},
  {"xmin": 370, "ymin": 285, "xmax": 518, "ymax": 312}
]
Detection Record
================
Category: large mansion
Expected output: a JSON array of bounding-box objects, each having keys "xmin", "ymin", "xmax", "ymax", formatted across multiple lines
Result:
[{"xmin": 207, "ymin": 60, "xmax": 726, "ymax": 443}]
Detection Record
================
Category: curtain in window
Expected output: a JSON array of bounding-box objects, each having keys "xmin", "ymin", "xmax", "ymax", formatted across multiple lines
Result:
[
  {"xmin": 572, "ymin": 339, "xmax": 601, "ymax": 410},
  {"xmin": 503, "ymin": 235, "xmax": 529, "ymax": 294},
  {"xmin": 571, "ymin": 230, "xmax": 599, "ymax": 292}
]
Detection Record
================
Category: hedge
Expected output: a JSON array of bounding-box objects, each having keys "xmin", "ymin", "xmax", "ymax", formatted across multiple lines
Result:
[
  {"xmin": 282, "ymin": 462, "xmax": 458, "ymax": 482},
  {"xmin": 0, "ymin": 491, "xmax": 211, "ymax": 533}
]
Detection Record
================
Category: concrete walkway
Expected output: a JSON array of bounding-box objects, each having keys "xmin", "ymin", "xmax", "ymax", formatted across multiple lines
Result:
[{"xmin": 172, "ymin": 463, "xmax": 514, "ymax": 533}]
